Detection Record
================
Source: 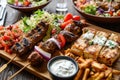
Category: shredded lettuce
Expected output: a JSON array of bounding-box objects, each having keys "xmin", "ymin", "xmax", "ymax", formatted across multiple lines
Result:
[
  {"xmin": 31, "ymin": 0, "xmax": 47, "ymax": 7},
  {"xmin": 19, "ymin": 10, "xmax": 64, "ymax": 41},
  {"xmin": 7, "ymin": 0, "xmax": 14, "ymax": 4}
]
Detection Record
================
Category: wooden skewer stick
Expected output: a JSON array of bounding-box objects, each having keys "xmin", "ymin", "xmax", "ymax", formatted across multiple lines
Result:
[
  {"xmin": 8, "ymin": 63, "xmax": 31, "ymax": 80},
  {"xmin": 0, "ymin": 54, "xmax": 17, "ymax": 73}
]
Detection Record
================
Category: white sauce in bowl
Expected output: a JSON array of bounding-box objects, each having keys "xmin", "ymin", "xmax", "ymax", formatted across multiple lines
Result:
[{"xmin": 50, "ymin": 59, "xmax": 76, "ymax": 77}]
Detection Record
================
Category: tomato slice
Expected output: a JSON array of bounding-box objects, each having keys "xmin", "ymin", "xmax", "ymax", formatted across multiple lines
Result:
[
  {"xmin": 6, "ymin": 49, "xmax": 12, "ymax": 54},
  {"xmin": 109, "ymin": 11, "xmax": 113, "ymax": 16},
  {"xmin": 1, "ymin": 40, "xmax": 7, "ymax": 47},
  {"xmin": 117, "ymin": 11, "xmax": 120, "ymax": 16},
  {"xmin": 3, "ymin": 35, "xmax": 11, "ymax": 41},
  {"xmin": 51, "ymin": 28, "xmax": 57, "ymax": 34},
  {"xmin": 73, "ymin": 15, "xmax": 81, "ymax": 21},
  {"xmin": 58, "ymin": 34, "xmax": 66, "ymax": 48},
  {"xmin": 60, "ymin": 19, "xmax": 73, "ymax": 29},
  {"xmin": 64, "ymin": 13, "xmax": 73, "ymax": 22},
  {"xmin": 23, "ymin": 0, "xmax": 30, "ymax": 6}
]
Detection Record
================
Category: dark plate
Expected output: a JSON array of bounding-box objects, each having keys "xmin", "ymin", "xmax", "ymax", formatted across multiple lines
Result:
[
  {"xmin": 47, "ymin": 56, "xmax": 79, "ymax": 80},
  {"xmin": 72, "ymin": 0, "xmax": 120, "ymax": 24},
  {"xmin": 8, "ymin": 0, "xmax": 51, "ymax": 12}
]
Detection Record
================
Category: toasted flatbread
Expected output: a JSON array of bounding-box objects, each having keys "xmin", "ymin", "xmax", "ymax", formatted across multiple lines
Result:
[{"xmin": 98, "ymin": 33, "xmax": 120, "ymax": 66}]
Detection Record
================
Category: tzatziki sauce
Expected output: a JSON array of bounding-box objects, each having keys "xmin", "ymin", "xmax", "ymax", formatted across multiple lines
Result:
[{"xmin": 50, "ymin": 59, "xmax": 76, "ymax": 77}]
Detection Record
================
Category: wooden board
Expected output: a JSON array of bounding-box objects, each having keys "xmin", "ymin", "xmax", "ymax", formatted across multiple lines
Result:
[{"xmin": 0, "ymin": 23, "xmax": 120, "ymax": 80}]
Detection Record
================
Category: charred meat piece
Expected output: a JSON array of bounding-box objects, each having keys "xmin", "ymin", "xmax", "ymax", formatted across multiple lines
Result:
[
  {"xmin": 73, "ymin": 20, "xmax": 86, "ymax": 28},
  {"xmin": 12, "ymin": 21, "xmax": 49, "ymax": 57},
  {"xmin": 22, "ymin": 38, "xmax": 31, "ymax": 47},
  {"xmin": 26, "ymin": 21, "xmax": 49, "ymax": 42},
  {"xmin": 64, "ymin": 20, "xmax": 85, "ymax": 35},
  {"xmin": 39, "ymin": 40, "xmax": 58, "ymax": 53},
  {"xmin": 60, "ymin": 30, "xmax": 78, "ymax": 42},
  {"xmin": 12, "ymin": 37, "xmax": 33, "ymax": 57},
  {"xmin": 64, "ymin": 24, "xmax": 81, "ymax": 35},
  {"xmin": 28, "ymin": 51, "xmax": 43, "ymax": 67},
  {"xmin": 38, "ymin": 29, "xmax": 79, "ymax": 54}
]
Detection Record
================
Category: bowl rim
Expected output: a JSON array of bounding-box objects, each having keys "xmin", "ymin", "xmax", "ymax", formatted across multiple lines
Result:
[
  {"xmin": 72, "ymin": 0, "xmax": 120, "ymax": 19},
  {"xmin": 7, "ymin": 0, "xmax": 51, "ymax": 9},
  {"xmin": 47, "ymin": 56, "xmax": 79, "ymax": 78}
]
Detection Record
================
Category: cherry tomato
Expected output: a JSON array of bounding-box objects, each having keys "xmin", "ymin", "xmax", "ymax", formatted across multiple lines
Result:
[
  {"xmin": 60, "ymin": 19, "xmax": 73, "ymax": 29},
  {"xmin": 1, "ymin": 40, "xmax": 7, "ymax": 47},
  {"xmin": 4, "ymin": 46, "xmax": 12, "ymax": 54},
  {"xmin": 109, "ymin": 11, "xmax": 113, "ymax": 16},
  {"xmin": 6, "ymin": 49, "xmax": 12, "ymax": 54},
  {"xmin": 23, "ymin": 0, "xmax": 30, "ymax": 6},
  {"xmin": 73, "ymin": 15, "xmax": 80, "ymax": 21},
  {"xmin": 3, "ymin": 35, "xmax": 11, "ymax": 41},
  {"xmin": 51, "ymin": 28, "xmax": 57, "ymax": 34},
  {"xmin": 117, "ymin": 11, "xmax": 120, "ymax": 16},
  {"xmin": 64, "ymin": 13, "xmax": 73, "ymax": 22},
  {"xmin": 58, "ymin": 34, "xmax": 66, "ymax": 48}
]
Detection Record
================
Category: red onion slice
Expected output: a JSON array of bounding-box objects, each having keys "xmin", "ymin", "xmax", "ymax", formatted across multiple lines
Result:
[
  {"xmin": 47, "ymin": 38, "xmax": 61, "ymax": 49},
  {"xmin": 34, "ymin": 46, "xmax": 51, "ymax": 61}
]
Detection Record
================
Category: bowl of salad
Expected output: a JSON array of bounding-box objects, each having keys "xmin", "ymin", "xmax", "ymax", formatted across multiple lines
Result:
[
  {"xmin": 73, "ymin": 0, "xmax": 120, "ymax": 23},
  {"xmin": 7, "ymin": 0, "xmax": 51, "ymax": 12}
]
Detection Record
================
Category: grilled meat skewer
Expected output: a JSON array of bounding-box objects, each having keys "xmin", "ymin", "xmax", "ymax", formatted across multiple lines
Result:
[
  {"xmin": 8, "ymin": 17, "xmax": 86, "ymax": 79},
  {"xmin": 28, "ymin": 51, "xmax": 43, "ymax": 67},
  {"xmin": 28, "ymin": 20, "xmax": 86, "ymax": 67},
  {"xmin": 12, "ymin": 21, "xmax": 49, "ymax": 58}
]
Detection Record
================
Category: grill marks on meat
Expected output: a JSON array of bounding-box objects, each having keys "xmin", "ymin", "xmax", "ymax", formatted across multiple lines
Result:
[
  {"xmin": 28, "ymin": 20, "xmax": 86, "ymax": 67},
  {"xmin": 60, "ymin": 31, "xmax": 78, "ymax": 42},
  {"xmin": 36, "ymin": 20, "xmax": 85, "ymax": 54},
  {"xmin": 64, "ymin": 21, "xmax": 81, "ymax": 35},
  {"xmin": 28, "ymin": 51, "xmax": 43, "ymax": 67},
  {"xmin": 36, "ymin": 30, "xmax": 79, "ymax": 55},
  {"xmin": 26, "ymin": 22, "xmax": 48, "ymax": 43},
  {"xmin": 40, "ymin": 40, "xmax": 58, "ymax": 53},
  {"xmin": 12, "ymin": 21, "xmax": 49, "ymax": 58}
]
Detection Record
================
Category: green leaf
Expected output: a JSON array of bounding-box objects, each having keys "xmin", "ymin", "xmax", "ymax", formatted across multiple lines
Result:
[{"xmin": 7, "ymin": 0, "xmax": 14, "ymax": 4}]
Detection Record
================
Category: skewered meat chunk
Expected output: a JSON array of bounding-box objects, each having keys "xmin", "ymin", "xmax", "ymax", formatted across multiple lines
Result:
[
  {"xmin": 64, "ymin": 25, "xmax": 80, "ymax": 35},
  {"xmin": 11, "ymin": 21, "xmax": 49, "ymax": 58},
  {"xmin": 64, "ymin": 20, "xmax": 86, "ymax": 35},
  {"xmin": 26, "ymin": 21, "xmax": 49, "ymax": 43},
  {"xmin": 33, "ymin": 20, "xmax": 86, "ymax": 56},
  {"xmin": 39, "ymin": 39, "xmax": 58, "ymax": 53},
  {"xmin": 64, "ymin": 23, "xmax": 81, "ymax": 35},
  {"xmin": 28, "ymin": 51, "xmax": 43, "ymax": 67},
  {"xmin": 12, "ymin": 37, "xmax": 32, "ymax": 57},
  {"xmin": 27, "ymin": 19, "xmax": 86, "ymax": 67},
  {"xmin": 98, "ymin": 33, "xmax": 120, "ymax": 66},
  {"xmin": 60, "ymin": 31, "xmax": 78, "ymax": 42},
  {"xmin": 39, "ymin": 30, "xmax": 79, "ymax": 55}
]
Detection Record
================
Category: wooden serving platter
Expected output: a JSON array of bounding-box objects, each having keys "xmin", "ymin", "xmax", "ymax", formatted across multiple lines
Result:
[{"xmin": 0, "ymin": 23, "xmax": 120, "ymax": 80}]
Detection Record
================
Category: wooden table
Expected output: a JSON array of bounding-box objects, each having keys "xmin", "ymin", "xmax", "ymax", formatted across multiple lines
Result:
[{"xmin": 0, "ymin": 0, "xmax": 120, "ymax": 80}]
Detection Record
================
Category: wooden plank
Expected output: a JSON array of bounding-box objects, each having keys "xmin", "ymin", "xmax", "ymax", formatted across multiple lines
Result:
[
  {"xmin": 0, "ymin": 50, "xmax": 52, "ymax": 80},
  {"xmin": 0, "ymin": 24, "xmax": 120, "ymax": 80}
]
